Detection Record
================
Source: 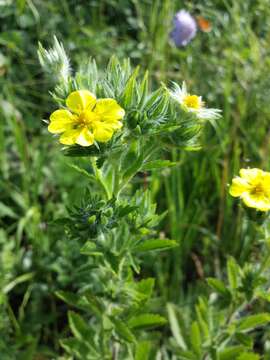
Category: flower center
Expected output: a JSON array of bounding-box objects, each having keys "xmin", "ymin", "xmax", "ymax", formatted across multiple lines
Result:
[
  {"xmin": 183, "ymin": 95, "xmax": 201, "ymax": 109},
  {"xmin": 77, "ymin": 111, "xmax": 100, "ymax": 128},
  {"xmin": 251, "ymin": 183, "xmax": 266, "ymax": 197}
]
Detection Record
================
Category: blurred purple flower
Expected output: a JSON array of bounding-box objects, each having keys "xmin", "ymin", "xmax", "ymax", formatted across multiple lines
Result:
[{"xmin": 170, "ymin": 10, "xmax": 197, "ymax": 47}]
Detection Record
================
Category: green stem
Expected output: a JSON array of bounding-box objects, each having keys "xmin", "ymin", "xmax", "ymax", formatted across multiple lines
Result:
[
  {"xmin": 257, "ymin": 241, "xmax": 270, "ymax": 275},
  {"xmin": 113, "ymin": 164, "xmax": 120, "ymax": 198},
  {"xmin": 90, "ymin": 157, "xmax": 111, "ymax": 200}
]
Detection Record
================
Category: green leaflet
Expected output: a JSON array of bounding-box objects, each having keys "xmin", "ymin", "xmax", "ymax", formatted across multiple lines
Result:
[
  {"xmin": 128, "ymin": 313, "xmax": 167, "ymax": 329},
  {"xmin": 141, "ymin": 160, "xmax": 177, "ymax": 171},
  {"xmin": 236, "ymin": 313, "xmax": 270, "ymax": 332},
  {"xmin": 135, "ymin": 341, "xmax": 152, "ymax": 360},
  {"xmin": 133, "ymin": 239, "xmax": 178, "ymax": 252},
  {"xmin": 218, "ymin": 346, "xmax": 245, "ymax": 360}
]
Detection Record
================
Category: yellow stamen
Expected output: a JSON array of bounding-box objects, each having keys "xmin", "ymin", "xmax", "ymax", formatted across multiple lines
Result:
[
  {"xmin": 250, "ymin": 184, "xmax": 264, "ymax": 196},
  {"xmin": 183, "ymin": 95, "xmax": 201, "ymax": 109},
  {"xmin": 77, "ymin": 111, "xmax": 100, "ymax": 127}
]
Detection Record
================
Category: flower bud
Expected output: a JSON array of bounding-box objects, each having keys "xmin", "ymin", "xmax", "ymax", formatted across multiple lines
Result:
[
  {"xmin": 101, "ymin": 215, "xmax": 108, "ymax": 226},
  {"xmin": 127, "ymin": 110, "xmax": 140, "ymax": 129},
  {"xmin": 88, "ymin": 215, "xmax": 96, "ymax": 224},
  {"xmin": 134, "ymin": 125, "xmax": 142, "ymax": 136}
]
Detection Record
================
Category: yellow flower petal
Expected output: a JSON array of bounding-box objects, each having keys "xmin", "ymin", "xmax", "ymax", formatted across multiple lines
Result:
[
  {"xmin": 105, "ymin": 120, "xmax": 123, "ymax": 130},
  {"xmin": 262, "ymin": 173, "xmax": 270, "ymax": 188},
  {"xmin": 230, "ymin": 168, "xmax": 270, "ymax": 211},
  {"xmin": 59, "ymin": 128, "xmax": 82, "ymax": 145},
  {"xmin": 239, "ymin": 168, "xmax": 263, "ymax": 183},
  {"xmin": 66, "ymin": 90, "xmax": 96, "ymax": 114},
  {"xmin": 76, "ymin": 127, "xmax": 94, "ymax": 147},
  {"xmin": 48, "ymin": 109, "xmax": 77, "ymax": 133},
  {"xmin": 229, "ymin": 177, "xmax": 249, "ymax": 197},
  {"xmin": 93, "ymin": 122, "xmax": 114, "ymax": 142},
  {"xmin": 242, "ymin": 192, "xmax": 270, "ymax": 212},
  {"xmin": 94, "ymin": 99, "xmax": 125, "ymax": 121}
]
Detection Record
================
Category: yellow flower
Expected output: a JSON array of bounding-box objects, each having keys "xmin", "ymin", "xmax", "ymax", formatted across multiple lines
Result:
[
  {"xmin": 169, "ymin": 82, "xmax": 221, "ymax": 120},
  {"xmin": 48, "ymin": 90, "xmax": 125, "ymax": 146},
  {"xmin": 229, "ymin": 168, "xmax": 270, "ymax": 211}
]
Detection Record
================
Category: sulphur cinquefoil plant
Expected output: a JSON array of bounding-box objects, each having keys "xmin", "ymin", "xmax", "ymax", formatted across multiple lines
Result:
[
  {"xmin": 38, "ymin": 38, "xmax": 221, "ymax": 359},
  {"xmin": 37, "ymin": 37, "xmax": 270, "ymax": 359},
  {"xmin": 37, "ymin": 37, "xmax": 270, "ymax": 360}
]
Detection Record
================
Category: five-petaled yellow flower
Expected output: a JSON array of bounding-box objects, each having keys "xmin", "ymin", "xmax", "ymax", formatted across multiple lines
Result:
[
  {"xmin": 229, "ymin": 168, "xmax": 270, "ymax": 212},
  {"xmin": 48, "ymin": 90, "xmax": 125, "ymax": 146}
]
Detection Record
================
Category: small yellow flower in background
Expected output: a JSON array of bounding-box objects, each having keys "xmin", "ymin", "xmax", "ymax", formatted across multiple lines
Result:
[
  {"xmin": 169, "ymin": 82, "xmax": 221, "ymax": 120},
  {"xmin": 48, "ymin": 90, "xmax": 125, "ymax": 146},
  {"xmin": 229, "ymin": 168, "xmax": 270, "ymax": 212}
]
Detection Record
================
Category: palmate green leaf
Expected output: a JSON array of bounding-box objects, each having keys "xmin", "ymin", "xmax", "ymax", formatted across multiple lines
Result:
[
  {"xmin": 110, "ymin": 317, "xmax": 136, "ymax": 343},
  {"xmin": 138, "ymin": 70, "xmax": 149, "ymax": 107},
  {"xmin": 68, "ymin": 164, "xmax": 96, "ymax": 181},
  {"xmin": 104, "ymin": 251, "xmax": 122, "ymax": 273},
  {"xmin": 141, "ymin": 160, "xmax": 177, "ymax": 171},
  {"xmin": 190, "ymin": 321, "xmax": 201, "ymax": 356},
  {"xmin": 68, "ymin": 311, "xmax": 97, "ymax": 350},
  {"xmin": 55, "ymin": 291, "xmax": 80, "ymax": 308},
  {"xmin": 182, "ymin": 143, "xmax": 202, "ymax": 152},
  {"xmin": 227, "ymin": 256, "xmax": 239, "ymax": 291},
  {"xmin": 173, "ymin": 350, "xmax": 197, "ymax": 360},
  {"xmin": 83, "ymin": 290, "xmax": 103, "ymax": 318},
  {"xmin": 60, "ymin": 338, "xmax": 90, "ymax": 359},
  {"xmin": 218, "ymin": 346, "xmax": 245, "ymax": 360},
  {"xmin": 257, "ymin": 290, "xmax": 270, "ymax": 303},
  {"xmin": 207, "ymin": 278, "xmax": 231, "ymax": 298},
  {"xmin": 76, "ymin": 58, "xmax": 98, "ymax": 95},
  {"xmin": 120, "ymin": 141, "xmax": 140, "ymax": 172},
  {"xmin": 147, "ymin": 91, "xmax": 169, "ymax": 119},
  {"xmin": 122, "ymin": 153, "xmax": 144, "ymax": 181},
  {"xmin": 144, "ymin": 87, "xmax": 164, "ymax": 110},
  {"xmin": 125, "ymin": 278, "xmax": 155, "ymax": 304},
  {"xmin": 143, "ymin": 88, "xmax": 168, "ymax": 122},
  {"xmin": 170, "ymin": 121, "xmax": 202, "ymax": 144},
  {"xmin": 121, "ymin": 66, "xmax": 140, "ymax": 108},
  {"xmin": 236, "ymin": 313, "xmax": 270, "ymax": 332},
  {"xmin": 195, "ymin": 298, "xmax": 210, "ymax": 340},
  {"xmin": 167, "ymin": 303, "xmax": 187, "ymax": 350},
  {"xmin": 126, "ymin": 109, "xmax": 141, "ymax": 129},
  {"xmin": 57, "ymin": 289, "xmax": 104, "ymax": 317},
  {"xmin": 135, "ymin": 341, "xmax": 151, "ymax": 360},
  {"xmin": 149, "ymin": 124, "xmax": 181, "ymax": 136},
  {"xmin": 116, "ymin": 204, "xmax": 137, "ymax": 217},
  {"xmin": 236, "ymin": 353, "xmax": 260, "ymax": 360},
  {"xmin": 68, "ymin": 311, "xmax": 90, "ymax": 340},
  {"xmin": 102, "ymin": 315, "xmax": 114, "ymax": 331},
  {"xmin": 80, "ymin": 241, "xmax": 103, "ymax": 257},
  {"xmin": 38, "ymin": 36, "xmax": 70, "ymax": 85},
  {"xmin": 136, "ymin": 278, "xmax": 155, "ymax": 299},
  {"xmin": 63, "ymin": 147, "xmax": 99, "ymax": 157},
  {"xmin": 0, "ymin": 202, "xmax": 18, "ymax": 219},
  {"xmin": 235, "ymin": 332, "xmax": 253, "ymax": 348},
  {"xmin": 3, "ymin": 273, "xmax": 34, "ymax": 294},
  {"xmin": 133, "ymin": 239, "xmax": 178, "ymax": 252},
  {"xmin": 128, "ymin": 313, "xmax": 167, "ymax": 330}
]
